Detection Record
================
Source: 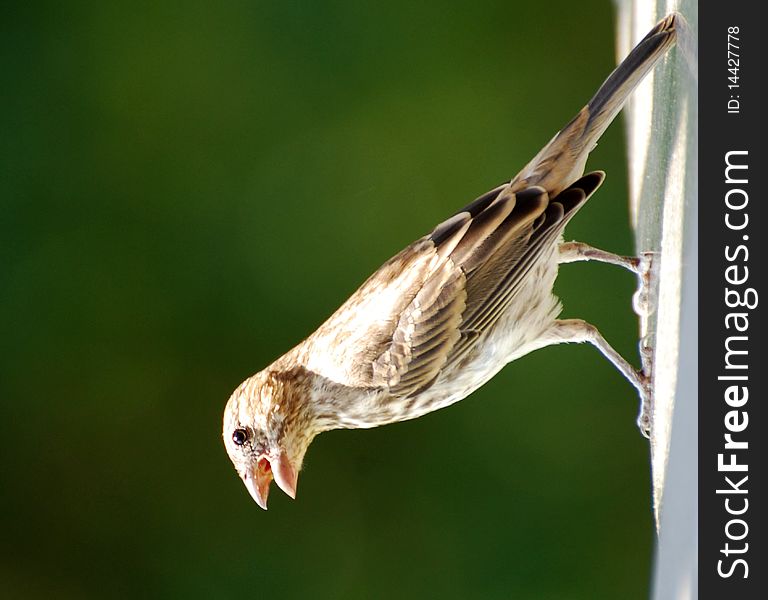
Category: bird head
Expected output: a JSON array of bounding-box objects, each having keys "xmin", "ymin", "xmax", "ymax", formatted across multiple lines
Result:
[{"xmin": 222, "ymin": 368, "xmax": 316, "ymax": 509}]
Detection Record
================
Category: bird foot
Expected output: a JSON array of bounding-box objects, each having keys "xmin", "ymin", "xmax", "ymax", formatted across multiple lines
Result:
[
  {"xmin": 635, "ymin": 333, "xmax": 655, "ymax": 438},
  {"xmin": 632, "ymin": 251, "xmax": 658, "ymax": 318}
]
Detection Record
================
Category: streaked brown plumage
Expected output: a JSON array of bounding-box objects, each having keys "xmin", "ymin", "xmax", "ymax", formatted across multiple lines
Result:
[{"xmin": 223, "ymin": 14, "xmax": 678, "ymax": 508}]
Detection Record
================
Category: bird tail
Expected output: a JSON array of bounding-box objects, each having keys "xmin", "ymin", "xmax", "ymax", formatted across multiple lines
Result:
[
  {"xmin": 583, "ymin": 13, "xmax": 678, "ymax": 148},
  {"xmin": 515, "ymin": 13, "xmax": 678, "ymax": 195}
]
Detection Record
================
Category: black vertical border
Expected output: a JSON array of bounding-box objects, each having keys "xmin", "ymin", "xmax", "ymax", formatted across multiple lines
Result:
[{"xmin": 699, "ymin": 2, "xmax": 766, "ymax": 598}]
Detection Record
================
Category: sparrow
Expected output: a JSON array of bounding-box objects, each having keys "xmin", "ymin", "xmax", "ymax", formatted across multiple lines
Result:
[{"xmin": 223, "ymin": 14, "xmax": 678, "ymax": 509}]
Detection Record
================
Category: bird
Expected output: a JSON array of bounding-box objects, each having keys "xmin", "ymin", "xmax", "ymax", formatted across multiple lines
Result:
[{"xmin": 223, "ymin": 14, "xmax": 678, "ymax": 509}]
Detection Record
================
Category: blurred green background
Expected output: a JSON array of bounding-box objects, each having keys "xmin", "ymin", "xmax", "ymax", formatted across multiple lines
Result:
[{"xmin": 1, "ymin": 1, "xmax": 654, "ymax": 598}]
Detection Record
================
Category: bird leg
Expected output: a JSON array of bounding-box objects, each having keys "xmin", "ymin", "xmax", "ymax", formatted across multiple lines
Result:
[
  {"xmin": 545, "ymin": 318, "xmax": 652, "ymax": 437},
  {"xmin": 557, "ymin": 241, "xmax": 657, "ymax": 436},
  {"xmin": 557, "ymin": 241, "xmax": 641, "ymax": 273},
  {"xmin": 557, "ymin": 242, "xmax": 657, "ymax": 312}
]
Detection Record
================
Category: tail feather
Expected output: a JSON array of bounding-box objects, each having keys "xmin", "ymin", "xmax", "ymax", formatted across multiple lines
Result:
[
  {"xmin": 513, "ymin": 13, "xmax": 678, "ymax": 196},
  {"xmin": 585, "ymin": 13, "xmax": 677, "ymax": 144}
]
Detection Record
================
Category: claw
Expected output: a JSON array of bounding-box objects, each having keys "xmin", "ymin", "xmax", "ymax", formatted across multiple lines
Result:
[
  {"xmin": 635, "ymin": 369, "xmax": 653, "ymax": 438},
  {"xmin": 632, "ymin": 251, "xmax": 659, "ymax": 318}
]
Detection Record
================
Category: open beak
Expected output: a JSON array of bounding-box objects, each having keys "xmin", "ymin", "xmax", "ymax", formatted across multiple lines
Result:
[{"xmin": 242, "ymin": 452, "xmax": 298, "ymax": 510}]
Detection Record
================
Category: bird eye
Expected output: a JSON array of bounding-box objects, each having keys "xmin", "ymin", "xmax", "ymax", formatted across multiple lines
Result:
[{"xmin": 232, "ymin": 428, "xmax": 249, "ymax": 446}]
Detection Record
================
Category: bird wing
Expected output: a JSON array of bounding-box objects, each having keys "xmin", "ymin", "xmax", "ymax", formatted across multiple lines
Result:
[{"xmin": 301, "ymin": 172, "xmax": 604, "ymax": 395}]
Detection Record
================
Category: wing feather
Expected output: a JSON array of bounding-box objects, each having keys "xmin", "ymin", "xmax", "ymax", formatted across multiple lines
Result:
[{"xmin": 301, "ymin": 172, "xmax": 605, "ymax": 395}]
